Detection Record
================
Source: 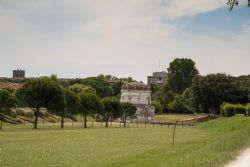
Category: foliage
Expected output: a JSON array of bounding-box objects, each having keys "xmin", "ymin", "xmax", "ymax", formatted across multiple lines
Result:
[
  {"xmin": 234, "ymin": 104, "xmax": 246, "ymax": 115},
  {"xmin": 122, "ymin": 102, "xmax": 137, "ymax": 117},
  {"xmin": 167, "ymin": 58, "xmax": 199, "ymax": 94},
  {"xmin": 121, "ymin": 102, "xmax": 137, "ymax": 127},
  {"xmin": 102, "ymin": 97, "xmax": 122, "ymax": 127},
  {"xmin": 227, "ymin": 0, "xmax": 250, "ymax": 10},
  {"xmin": 0, "ymin": 89, "xmax": 17, "ymax": 111},
  {"xmin": 246, "ymin": 104, "xmax": 250, "ymax": 116},
  {"xmin": 221, "ymin": 103, "xmax": 235, "ymax": 117},
  {"xmin": 69, "ymin": 83, "xmax": 96, "ymax": 94},
  {"xmin": 149, "ymin": 83, "xmax": 159, "ymax": 95},
  {"xmin": 151, "ymin": 100, "xmax": 163, "ymax": 114},
  {"xmin": 169, "ymin": 94, "xmax": 194, "ymax": 114},
  {"xmin": 17, "ymin": 77, "xmax": 64, "ymax": 129},
  {"xmin": 0, "ymin": 89, "xmax": 17, "ymax": 129},
  {"xmin": 81, "ymin": 77, "xmax": 114, "ymax": 98},
  {"xmin": 190, "ymin": 74, "xmax": 249, "ymax": 114},
  {"xmin": 79, "ymin": 93, "xmax": 103, "ymax": 128}
]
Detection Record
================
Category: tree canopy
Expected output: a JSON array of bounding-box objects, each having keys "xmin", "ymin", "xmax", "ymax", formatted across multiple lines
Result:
[
  {"xmin": 79, "ymin": 93, "xmax": 103, "ymax": 128},
  {"xmin": 102, "ymin": 97, "xmax": 122, "ymax": 127},
  {"xmin": 122, "ymin": 102, "xmax": 137, "ymax": 127},
  {"xmin": 0, "ymin": 89, "xmax": 17, "ymax": 129},
  {"xmin": 190, "ymin": 74, "xmax": 249, "ymax": 114},
  {"xmin": 17, "ymin": 77, "xmax": 64, "ymax": 129},
  {"xmin": 167, "ymin": 58, "xmax": 199, "ymax": 94}
]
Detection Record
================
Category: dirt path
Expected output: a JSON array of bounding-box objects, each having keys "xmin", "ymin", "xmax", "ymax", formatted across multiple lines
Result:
[{"xmin": 225, "ymin": 148, "xmax": 250, "ymax": 167}]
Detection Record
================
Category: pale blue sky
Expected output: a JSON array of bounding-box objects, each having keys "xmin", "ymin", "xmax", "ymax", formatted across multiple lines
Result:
[{"xmin": 0, "ymin": 0, "xmax": 249, "ymax": 82}]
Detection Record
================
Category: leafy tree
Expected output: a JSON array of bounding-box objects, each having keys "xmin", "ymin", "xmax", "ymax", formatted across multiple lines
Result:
[
  {"xmin": 80, "ymin": 77, "xmax": 113, "ymax": 98},
  {"xmin": 169, "ymin": 94, "xmax": 194, "ymax": 114},
  {"xmin": 151, "ymin": 100, "xmax": 163, "ymax": 114},
  {"xmin": 78, "ymin": 93, "xmax": 103, "ymax": 128},
  {"xmin": 190, "ymin": 74, "xmax": 249, "ymax": 114},
  {"xmin": 227, "ymin": 0, "xmax": 250, "ymax": 10},
  {"xmin": 48, "ymin": 89, "xmax": 80, "ymax": 129},
  {"xmin": 121, "ymin": 102, "xmax": 137, "ymax": 127},
  {"xmin": 69, "ymin": 83, "xmax": 96, "ymax": 94},
  {"xmin": 110, "ymin": 81, "xmax": 123, "ymax": 96},
  {"xmin": 17, "ymin": 77, "xmax": 63, "ymax": 129},
  {"xmin": 167, "ymin": 58, "xmax": 199, "ymax": 94},
  {"xmin": 0, "ymin": 89, "xmax": 17, "ymax": 129},
  {"xmin": 102, "ymin": 97, "xmax": 122, "ymax": 127},
  {"xmin": 150, "ymin": 83, "xmax": 159, "ymax": 95}
]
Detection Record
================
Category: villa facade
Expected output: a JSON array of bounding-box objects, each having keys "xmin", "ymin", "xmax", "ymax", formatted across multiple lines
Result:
[{"xmin": 120, "ymin": 82, "xmax": 155, "ymax": 123}]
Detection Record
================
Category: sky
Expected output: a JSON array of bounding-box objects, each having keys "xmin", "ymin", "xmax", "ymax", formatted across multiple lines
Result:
[{"xmin": 0, "ymin": 0, "xmax": 250, "ymax": 82}]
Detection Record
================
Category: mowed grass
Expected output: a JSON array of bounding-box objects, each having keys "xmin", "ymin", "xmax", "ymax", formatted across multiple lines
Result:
[
  {"xmin": 154, "ymin": 114, "xmax": 200, "ymax": 122},
  {"xmin": 1, "ymin": 117, "xmax": 250, "ymax": 167}
]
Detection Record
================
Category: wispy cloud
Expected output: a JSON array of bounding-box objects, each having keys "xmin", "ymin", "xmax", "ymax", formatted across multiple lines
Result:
[{"xmin": 0, "ymin": 0, "xmax": 249, "ymax": 81}]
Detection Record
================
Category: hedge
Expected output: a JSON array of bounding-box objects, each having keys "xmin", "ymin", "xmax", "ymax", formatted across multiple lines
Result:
[
  {"xmin": 246, "ymin": 104, "xmax": 250, "ymax": 116},
  {"xmin": 221, "ymin": 103, "xmax": 235, "ymax": 117},
  {"xmin": 234, "ymin": 104, "xmax": 246, "ymax": 115}
]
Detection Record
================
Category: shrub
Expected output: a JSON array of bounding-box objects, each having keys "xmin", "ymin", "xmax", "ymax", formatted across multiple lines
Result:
[
  {"xmin": 246, "ymin": 104, "xmax": 250, "ymax": 116},
  {"xmin": 221, "ymin": 103, "xmax": 235, "ymax": 117},
  {"xmin": 234, "ymin": 104, "xmax": 246, "ymax": 115}
]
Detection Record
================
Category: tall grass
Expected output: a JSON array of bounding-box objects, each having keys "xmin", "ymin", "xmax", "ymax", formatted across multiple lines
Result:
[{"xmin": 1, "ymin": 117, "xmax": 250, "ymax": 167}]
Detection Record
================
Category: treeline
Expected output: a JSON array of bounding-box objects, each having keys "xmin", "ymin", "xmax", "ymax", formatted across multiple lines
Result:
[
  {"xmin": 0, "ymin": 75, "xmax": 137, "ymax": 129},
  {"xmin": 151, "ymin": 58, "xmax": 250, "ymax": 114}
]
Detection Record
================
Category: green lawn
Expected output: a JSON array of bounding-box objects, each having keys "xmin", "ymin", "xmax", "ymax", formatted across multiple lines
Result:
[
  {"xmin": 154, "ymin": 114, "xmax": 200, "ymax": 122},
  {"xmin": 1, "ymin": 117, "xmax": 250, "ymax": 167}
]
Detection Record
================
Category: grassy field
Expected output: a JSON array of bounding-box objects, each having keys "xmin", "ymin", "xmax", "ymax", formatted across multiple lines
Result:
[
  {"xmin": 1, "ymin": 117, "xmax": 250, "ymax": 167},
  {"xmin": 154, "ymin": 114, "xmax": 200, "ymax": 122}
]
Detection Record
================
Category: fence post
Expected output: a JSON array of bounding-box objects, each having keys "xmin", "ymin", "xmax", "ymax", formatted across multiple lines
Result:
[
  {"xmin": 172, "ymin": 121, "xmax": 178, "ymax": 147},
  {"xmin": 161, "ymin": 123, "xmax": 162, "ymax": 128}
]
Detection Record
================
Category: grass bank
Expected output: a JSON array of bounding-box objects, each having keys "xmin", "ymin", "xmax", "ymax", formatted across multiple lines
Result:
[{"xmin": 0, "ymin": 117, "xmax": 250, "ymax": 167}]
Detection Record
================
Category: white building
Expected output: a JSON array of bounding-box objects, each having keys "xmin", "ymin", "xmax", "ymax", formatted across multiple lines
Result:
[{"xmin": 120, "ymin": 82, "xmax": 155, "ymax": 123}]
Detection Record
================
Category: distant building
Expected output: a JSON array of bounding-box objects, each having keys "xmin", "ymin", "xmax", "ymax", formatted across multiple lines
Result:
[
  {"xmin": 13, "ymin": 69, "xmax": 25, "ymax": 79},
  {"xmin": 147, "ymin": 71, "xmax": 167, "ymax": 85},
  {"xmin": 120, "ymin": 82, "xmax": 155, "ymax": 123}
]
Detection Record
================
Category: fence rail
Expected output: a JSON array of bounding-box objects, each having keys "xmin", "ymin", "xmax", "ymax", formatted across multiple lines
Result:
[{"xmin": 12, "ymin": 120, "xmax": 195, "ymax": 129}]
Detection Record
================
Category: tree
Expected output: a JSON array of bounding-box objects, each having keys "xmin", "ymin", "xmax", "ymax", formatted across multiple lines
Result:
[
  {"xmin": 102, "ymin": 97, "xmax": 122, "ymax": 127},
  {"xmin": 151, "ymin": 100, "xmax": 163, "ymax": 114},
  {"xmin": 48, "ymin": 89, "xmax": 80, "ymax": 129},
  {"xmin": 121, "ymin": 102, "xmax": 137, "ymax": 127},
  {"xmin": 0, "ymin": 89, "xmax": 17, "ymax": 129},
  {"xmin": 167, "ymin": 58, "xmax": 199, "ymax": 94},
  {"xmin": 190, "ymin": 74, "xmax": 249, "ymax": 114},
  {"xmin": 169, "ymin": 94, "xmax": 194, "ymax": 114},
  {"xmin": 78, "ymin": 93, "xmax": 103, "ymax": 128},
  {"xmin": 69, "ymin": 83, "xmax": 96, "ymax": 94},
  {"xmin": 227, "ymin": 0, "xmax": 250, "ymax": 10},
  {"xmin": 149, "ymin": 83, "xmax": 159, "ymax": 95},
  {"xmin": 17, "ymin": 77, "xmax": 64, "ymax": 129},
  {"xmin": 81, "ymin": 77, "xmax": 113, "ymax": 98}
]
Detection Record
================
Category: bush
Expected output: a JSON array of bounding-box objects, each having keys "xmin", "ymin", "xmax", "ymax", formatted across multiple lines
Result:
[
  {"xmin": 221, "ymin": 103, "xmax": 235, "ymax": 117},
  {"xmin": 234, "ymin": 104, "xmax": 246, "ymax": 115},
  {"xmin": 151, "ymin": 100, "xmax": 163, "ymax": 114},
  {"xmin": 246, "ymin": 104, "xmax": 250, "ymax": 116}
]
